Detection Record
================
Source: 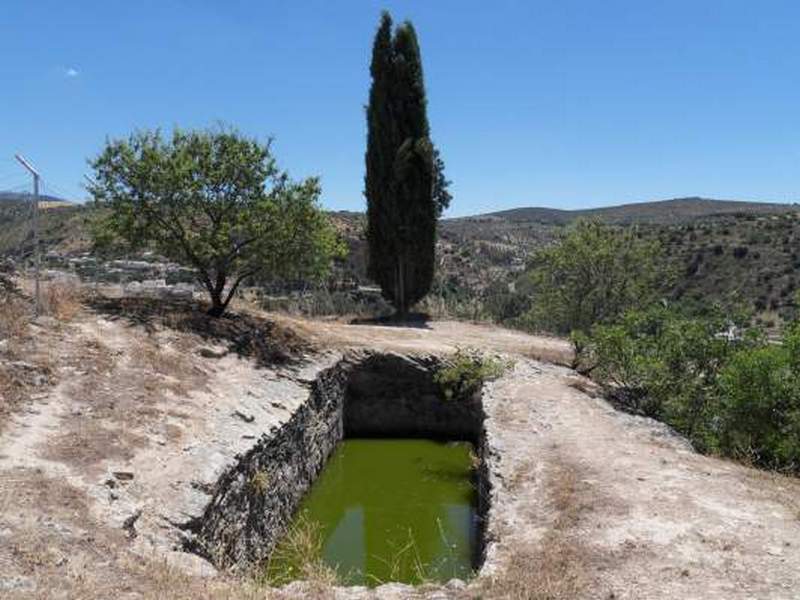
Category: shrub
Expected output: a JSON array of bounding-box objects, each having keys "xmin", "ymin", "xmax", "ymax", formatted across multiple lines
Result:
[
  {"xmin": 435, "ymin": 348, "xmax": 511, "ymax": 400},
  {"xmin": 584, "ymin": 304, "xmax": 747, "ymax": 449},
  {"xmin": 483, "ymin": 283, "xmax": 531, "ymax": 323},
  {"xmin": 0, "ymin": 293, "xmax": 29, "ymax": 339},
  {"xmin": 40, "ymin": 279, "xmax": 84, "ymax": 321},
  {"xmin": 250, "ymin": 470, "xmax": 270, "ymax": 495},
  {"xmin": 586, "ymin": 302, "xmax": 800, "ymax": 473},
  {"xmin": 717, "ymin": 333, "xmax": 800, "ymax": 470}
]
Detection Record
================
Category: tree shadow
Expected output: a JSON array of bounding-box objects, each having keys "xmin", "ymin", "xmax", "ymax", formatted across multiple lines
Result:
[
  {"xmin": 87, "ymin": 296, "xmax": 313, "ymax": 368},
  {"xmin": 349, "ymin": 312, "xmax": 432, "ymax": 330}
]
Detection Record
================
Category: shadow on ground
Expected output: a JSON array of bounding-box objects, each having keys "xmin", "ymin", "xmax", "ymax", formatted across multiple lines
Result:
[
  {"xmin": 87, "ymin": 296, "xmax": 314, "ymax": 368},
  {"xmin": 349, "ymin": 311, "xmax": 432, "ymax": 329}
]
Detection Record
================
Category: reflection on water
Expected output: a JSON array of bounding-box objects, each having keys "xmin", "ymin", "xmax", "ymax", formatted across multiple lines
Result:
[{"xmin": 275, "ymin": 438, "xmax": 477, "ymax": 586}]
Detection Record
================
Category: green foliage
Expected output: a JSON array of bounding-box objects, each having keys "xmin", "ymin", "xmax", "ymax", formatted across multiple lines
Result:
[
  {"xmin": 431, "ymin": 146, "xmax": 452, "ymax": 217},
  {"xmin": 584, "ymin": 304, "xmax": 748, "ymax": 450},
  {"xmin": 365, "ymin": 12, "xmax": 447, "ymax": 315},
  {"xmin": 435, "ymin": 348, "xmax": 511, "ymax": 400},
  {"xmin": 586, "ymin": 302, "xmax": 800, "ymax": 473},
  {"xmin": 522, "ymin": 220, "xmax": 669, "ymax": 337},
  {"xmin": 717, "ymin": 325, "xmax": 800, "ymax": 469},
  {"xmin": 89, "ymin": 126, "xmax": 344, "ymax": 317}
]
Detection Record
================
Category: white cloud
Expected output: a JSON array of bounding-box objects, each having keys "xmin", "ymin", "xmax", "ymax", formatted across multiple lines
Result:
[{"xmin": 64, "ymin": 67, "xmax": 79, "ymax": 78}]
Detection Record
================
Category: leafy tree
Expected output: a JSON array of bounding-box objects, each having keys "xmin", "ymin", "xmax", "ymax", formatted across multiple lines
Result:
[
  {"xmin": 365, "ymin": 12, "xmax": 449, "ymax": 316},
  {"xmin": 523, "ymin": 220, "xmax": 669, "ymax": 338},
  {"xmin": 89, "ymin": 127, "xmax": 343, "ymax": 317}
]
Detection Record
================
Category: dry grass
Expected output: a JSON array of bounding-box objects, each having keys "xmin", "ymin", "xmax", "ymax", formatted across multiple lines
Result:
[
  {"xmin": 128, "ymin": 334, "xmax": 201, "ymax": 396},
  {"xmin": 40, "ymin": 279, "xmax": 84, "ymax": 321},
  {"xmin": 263, "ymin": 513, "xmax": 339, "ymax": 589},
  {"xmin": 0, "ymin": 294, "xmax": 30, "ymax": 340},
  {"xmin": 480, "ymin": 461, "xmax": 590, "ymax": 600},
  {"xmin": 0, "ymin": 284, "xmax": 57, "ymax": 431},
  {"xmin": 741, "ymin": 466, "xmax": 800, "ymax": 521}
]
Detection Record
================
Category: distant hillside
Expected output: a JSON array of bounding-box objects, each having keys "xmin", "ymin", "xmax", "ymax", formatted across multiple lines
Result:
[
  {"xmin": 0, "ymin": 192, "xmax": 88, "ymax": 257},
  {"xmin": 2, "ymin": 193, "xmax": 800, "ymax": 325},
  {"xmin": 0, "ymin": 191, "xmax": 73, "ymax": 208},
  {"xmin": 463, "ymin": 197, "xmax": 798, "ymax": 225}
]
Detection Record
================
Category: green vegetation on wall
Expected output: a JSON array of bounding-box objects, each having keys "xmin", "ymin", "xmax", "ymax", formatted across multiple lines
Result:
[{"xmin": 435, "ymin": 348, "xmax": 511, "ymax": 400}]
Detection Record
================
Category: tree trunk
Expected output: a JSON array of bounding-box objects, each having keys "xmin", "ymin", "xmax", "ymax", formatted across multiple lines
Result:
[
  {"xmin": 207, "ymin": 288, "xmax": 226, "ymax": 318},
  {"xmin": 395, "ymin": 255, "xmax": 407, "ymax": 318}
]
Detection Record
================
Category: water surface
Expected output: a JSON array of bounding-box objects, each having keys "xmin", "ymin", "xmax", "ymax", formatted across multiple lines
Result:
[{"xmin": 272, "ymin": 438, "xmax": 477, "ymax": 586}]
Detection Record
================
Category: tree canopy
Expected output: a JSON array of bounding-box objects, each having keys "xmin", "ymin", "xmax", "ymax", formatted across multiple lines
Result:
[
  {"xmin": 89, "ymin": 127, "xmax": 343, "ymax": 317},
  {"xmin": 365, "ymin": 12, "xmax": 449, "ymax": 316},
  {"xmin": 522, "ymin": 219, "xmax": 669, "ymax": 336}
]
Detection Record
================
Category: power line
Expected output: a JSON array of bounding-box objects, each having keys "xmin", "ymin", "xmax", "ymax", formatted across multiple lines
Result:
[{"xmin": 40, "ymin": 179, "xmax": 79, "ymax": 203}]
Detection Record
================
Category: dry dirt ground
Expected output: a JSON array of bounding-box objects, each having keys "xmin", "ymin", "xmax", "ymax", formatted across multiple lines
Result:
[{"xmin": 1, "ymin": 298, "xmax": 800, "ymax": 599}]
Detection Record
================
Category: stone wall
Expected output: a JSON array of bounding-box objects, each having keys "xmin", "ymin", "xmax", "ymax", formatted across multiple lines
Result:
[
  {"xmin": 194, "ymin": 362, "xmax": 349, "ymax": 567},
  {"xmin": 344, "ymin": 353, "xmax": 485, "ymax": 442},
  {"xmin": 193, "ymin": 351, "xmax": 490, "ymax": 573}
]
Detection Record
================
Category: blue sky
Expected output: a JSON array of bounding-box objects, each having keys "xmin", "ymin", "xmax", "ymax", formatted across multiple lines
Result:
[{"xmin": 1, "ymin": 1, "xmax": 799, "ymax": 216}]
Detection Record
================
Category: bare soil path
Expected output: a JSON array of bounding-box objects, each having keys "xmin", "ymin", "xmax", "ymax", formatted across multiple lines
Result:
[{"xmin": 1, "ymin": 306, "xmax": 799, "ymax": 599}]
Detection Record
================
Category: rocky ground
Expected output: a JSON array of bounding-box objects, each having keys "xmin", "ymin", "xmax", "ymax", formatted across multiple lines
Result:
[{"xmin": 1, "ymin": 292, "xmax": 800, "ymax": 599}]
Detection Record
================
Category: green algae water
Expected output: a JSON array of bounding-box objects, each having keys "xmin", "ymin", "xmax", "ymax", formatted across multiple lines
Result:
[{"xmin": 269, "ymin": 438, "xmax": 477, "ymax": 587}]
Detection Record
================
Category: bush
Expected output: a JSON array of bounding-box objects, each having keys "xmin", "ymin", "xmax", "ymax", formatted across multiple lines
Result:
[
  {"xmin": 435, "ymin": 348, "xmax": 511, "ymax": 400},
  {"xmin": 717, "ymin": 324, "xmax": 800, "ymax": 470},
  {"xmin": 483, "ymin": 281, "xmax": 532, "ymax": 323},
  {"xmin": 0, "ymin": 293, "xmax": 29, "ymax": 340},
  {"xmin": 585, "ymin": 303, "xmax": 800, "ymax": 473},
  {"xmin": 583, "ymin": 304, "xmax": 745, "ymax": 449},
  {"xmin": 40, "ymin": 279, "xmax": 84, "ymax": 321}
]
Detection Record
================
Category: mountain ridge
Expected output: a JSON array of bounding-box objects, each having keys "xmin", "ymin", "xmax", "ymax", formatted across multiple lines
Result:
[
  {"xmin": 0, "ymin": 191, "xmax": 73, "ymax": 206},
  {"xmin": 452, "ymin": 196, "xmax": 798, "ymax": 225},
  {"xmin": 2, "ymin": 192, "xmax": 797, "ymax": 225}
]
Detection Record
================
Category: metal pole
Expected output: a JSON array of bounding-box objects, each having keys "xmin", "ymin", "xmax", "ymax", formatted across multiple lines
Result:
[
  {"xmin": 32, "ymin": 172, "xmax": 40, "ymax": 316},
  {"xmin": 14, "ymin": 154, "xmax": 42, "ymax": 316}
]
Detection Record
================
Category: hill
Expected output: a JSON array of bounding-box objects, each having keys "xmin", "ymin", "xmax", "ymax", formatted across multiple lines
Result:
[
  {"xmin": 2, "ymin": 193, "xmax": 799, "ymax": 324},
  {"xmin": 0, "ymin": 191, "xmax": 74, "ymax": 209},
  {"xmin": 460, "ymin": 197, "xmax": 798, "ymax": 225},
  {"xmin": 0, "ymin": 193, "xmax": 88, "ymax": 258}
]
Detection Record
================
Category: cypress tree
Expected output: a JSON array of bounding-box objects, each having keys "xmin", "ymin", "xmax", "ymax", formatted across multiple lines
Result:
[{"xmin": 365, "ymin": 12, "xmax": 447, "ymax": 317}]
